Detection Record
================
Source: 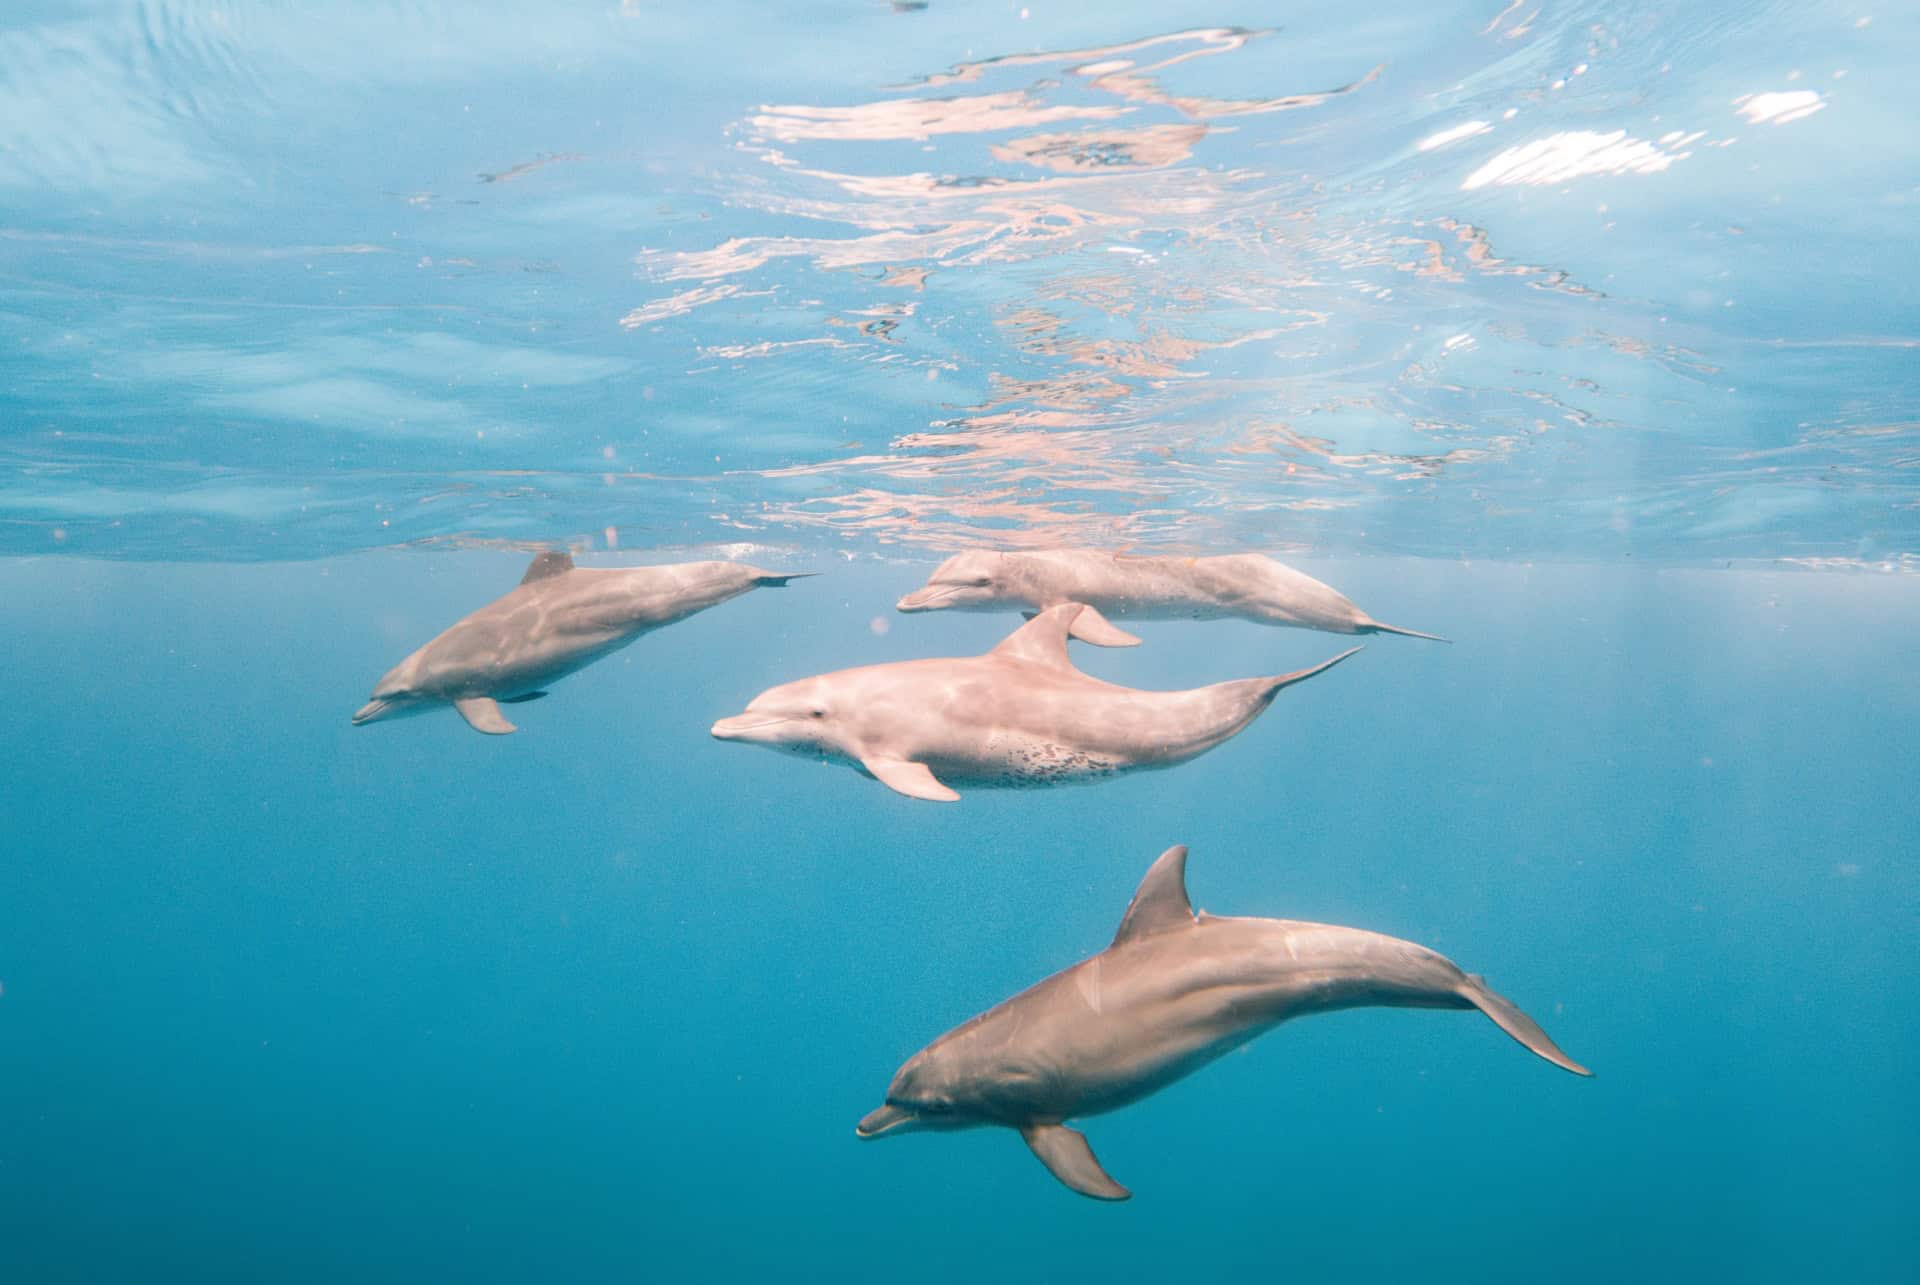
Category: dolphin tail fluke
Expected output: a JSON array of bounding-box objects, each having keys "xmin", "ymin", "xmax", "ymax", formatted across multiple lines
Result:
[
  {"xmin": 755, "ymin": 572, "xmax": 817, "ymax": 588},
  {"xmin": 1264, "ymin": 644, "xmax": 1363, "ymax": 697},
  {"xmin": 1020, "ymin": 1124, "xmax": 1131, "ymax": 1201},
  {"xmin": 1460, "ymin": 974, "xmax": 1592, "ymax": 1076},
  {"xmin": 1361, "ymin": 619, "xmax": 1451, "ymax": 643}
]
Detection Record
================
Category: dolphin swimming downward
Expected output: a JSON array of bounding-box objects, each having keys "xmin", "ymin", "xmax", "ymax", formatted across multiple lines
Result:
[
  {"xmin": 858, "ymin": 843, "xmax": 1591, "ymax": 1200},
  {"xmin": 709, "ymin": 603, "xmax": 1360, "ymax": 801},
  {"xmin": 354, "ymin": 552, "xmax": 809, "ymax": 734},
  {"xmin": 896, "ymin": 548, "xmax": 1447, "ymax": 645}
]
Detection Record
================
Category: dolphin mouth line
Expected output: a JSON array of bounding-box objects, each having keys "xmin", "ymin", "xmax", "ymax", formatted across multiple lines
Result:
[
  {"xmin": 855, "ymin": 1103, "xmax": 919, "ymax": 1138},
  {"xmin": 710, "ymin": 714, "xmax": 794, "ymax": 739},
  {"xmin": 895, "ymin": 585, "xmax": 959, "ymax": 612},
  {"xmin": 351, "ymin": 699, "xmax": 390, "ymax": 726}
]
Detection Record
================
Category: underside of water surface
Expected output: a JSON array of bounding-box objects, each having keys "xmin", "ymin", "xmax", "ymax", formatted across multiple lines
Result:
[{"xmin": 2, "ymin": 1, "xmax": 1915, "ymax": 566}]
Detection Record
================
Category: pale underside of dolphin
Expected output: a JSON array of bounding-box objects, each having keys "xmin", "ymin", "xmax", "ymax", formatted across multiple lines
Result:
[
  {"xmin": 857, "ymin": 844, "xmax": 1591, "ymax": 1201},
  {"xmin": 709, "ymin": 603, "xmax": 1361, "ymax": 801},
  {"xmin": 895, "ymin": 548, "xmax": 1447, "ymax": 646},
  {"xmin": 354, "ymin": 551, "xmax": 810, "ymax": 734}
]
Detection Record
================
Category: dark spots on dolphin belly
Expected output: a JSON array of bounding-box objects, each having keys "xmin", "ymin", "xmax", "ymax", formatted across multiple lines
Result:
[{"xmin": 984, "ymin": 742, "xmax": 1124, "ymax": 788}]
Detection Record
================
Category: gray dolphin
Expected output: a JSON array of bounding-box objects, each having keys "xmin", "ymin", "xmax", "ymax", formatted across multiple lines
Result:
[
  {"xmin": 354, "ymin": 551, "xmax": 810, "ymax": 734},
  {"xmin": 895, "ymin": 548, "xmax": 1447, "ymax": 645},
  {"xmin": 710, "ymin": 603, "xmax": 1359, "ymax": 801},
  {"xmin": 857, "ymin": 844, "xmax": 1591, "ymax": 1200}
]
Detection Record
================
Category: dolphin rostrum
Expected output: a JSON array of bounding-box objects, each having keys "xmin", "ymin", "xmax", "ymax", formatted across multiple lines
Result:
[
  {"xmin": 896, "ymin": 548, "xmax": 1447, "ymax": 645},
  {"xmin": 354, "ymin": 551, "xmax": 810, "ymax": 734},
  {"xmin": 709, "ymin": 603, "xmax": 1359, "ymax": 801},
  {"xmin": 857, "ymin": 844, "xmax": 1591, "ymax": 1200}
]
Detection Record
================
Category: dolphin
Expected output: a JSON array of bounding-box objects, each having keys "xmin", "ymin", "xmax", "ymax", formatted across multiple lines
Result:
[
  {"xmin": 354, "ymin": 551, "xmax": 810, "ymax": 734},
  {"xmin": 709, "ymin": 603, "xmax": 1359, "ymax": 801},
  {"xmin": 857, "ymin": 844, "xmax": 1591, "ymax": 1200},
  {"xmin": 895, "ymin": 548, "xmax": 1447, "ymax": 645}
]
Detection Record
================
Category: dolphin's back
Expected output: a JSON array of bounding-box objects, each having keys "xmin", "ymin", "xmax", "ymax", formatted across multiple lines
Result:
[
  {"xmin": 957, "ymin": 915, "xmax": 1484, "ymax": 1120},
  {"xmin": 1013, "ymin": 550, "xmax": 1244, "ymax": 618},
  {"xmin": 407, "ymin": 564, "xmax": 751, "ymax": 697}
]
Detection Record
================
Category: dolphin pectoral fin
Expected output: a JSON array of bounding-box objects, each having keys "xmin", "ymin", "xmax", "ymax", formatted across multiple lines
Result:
[
  {"xmin": 863, "ymin": 757, "xmax": 960, "ymax": 803},
  {"xmin": 1460, "ymin": 974, "xmax": 1593, "ymax": 1077},
  {"xmin": 498, "ymin": 691, "xmax": 549, "ymax": 704},
  {"xmin": 1020, "ymin": 1124, "xmax": 1130, "ymax": 1201},
  {"xmin": 453, "ymin": 696, "xmax": 518, "ymax": 735}
]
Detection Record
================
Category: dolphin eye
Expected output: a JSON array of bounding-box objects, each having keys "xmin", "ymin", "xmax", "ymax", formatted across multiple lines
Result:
[
  {"xmin": 810, "ymin": 707, "xmax": 826, "ymax": 718},
  {"xmin": 971, "ymin": 576, "xmax": 992, "ymax": 587}
]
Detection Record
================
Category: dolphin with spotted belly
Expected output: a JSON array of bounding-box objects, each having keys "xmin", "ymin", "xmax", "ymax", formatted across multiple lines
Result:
[
  {"xmin": 857, "ymin": 843, "xmax": 1591, "ymax": 1200},
  {"xmin": 896, "ymin": 548, "xmax": 1446, "ymax": 645},
  {"xmin": 354, "ymin": 552, "xmax": 810, "ymax": 735},
  {"xmin": 709, "ymin": 603, "xmax": 1359, "ymax": 801}
]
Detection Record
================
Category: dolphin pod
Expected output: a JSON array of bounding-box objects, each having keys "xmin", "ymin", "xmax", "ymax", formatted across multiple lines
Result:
[
  {"xmin": 354, "ymin": 551, "xmax": 808, "ymax": 734},
  {"xmin": 710, "ymin": 602, "xmax": 1360, "ymax": 801},
  {"xmin": 357, "ymin": 546, "xmax": 1586, "ymax": 1205},
  {"xmin": 858, "ymin": 843, "xmax": 1590, "ymax": 1201},
  {"xmin": 897, "ymin": 548, "xmax": 1447, "ymax": 644}
]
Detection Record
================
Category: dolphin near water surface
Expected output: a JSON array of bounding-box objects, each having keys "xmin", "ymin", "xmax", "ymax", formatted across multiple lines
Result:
[
  {"xmin": 896, "ymin": 548, "xmax": 1447, "ymax": 645},
  {"xmin": 710, "ymin": 603, "xmax": 1360, "ymax": 801},
  {"xmin": 355, "ymin": 552, "xmax": 809, "ymax": 734}
]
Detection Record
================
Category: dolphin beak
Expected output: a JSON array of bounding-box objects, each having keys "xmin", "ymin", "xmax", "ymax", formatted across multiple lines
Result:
[
  {"xmin": 710, "ymin": 714, "xmax": 789, "ymax": 741},
  {"xmin": 894, "ymin": 585, "xmax": 951, "ymax": 612},
  {"xmin": 855, "ymin": 1103, "xmax": 920, "ymax": 1139},
  {"xmin": 351, "ymin": 698, "xmax": 390, "ymax": 726}
]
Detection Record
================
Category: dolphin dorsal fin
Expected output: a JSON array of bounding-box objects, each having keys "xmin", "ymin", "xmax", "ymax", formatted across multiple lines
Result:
[
  {"xmin": 988, "ymin": 602, "xmax": 1089, "ymax": 669},
  {"xmin": 521, "ymin": 550, "xmax": 574, "ymax": 584},
  {"xmin": 1111, "ymin": 845, "xmax": 1195, "ymax": 947}
]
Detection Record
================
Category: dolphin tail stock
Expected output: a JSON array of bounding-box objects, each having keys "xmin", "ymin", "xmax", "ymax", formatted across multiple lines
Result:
[
  {"xmin": 1458, "ymin": 974, "xmax": 1592, "ymax": 1077},
  {"xmin": 1261, "ymin": 644, "xmax": 1364, "ymax": 699},
  {"xmin": 754, "ymin": 572, "xmax": 818, "ymax": 588},
  {"xmin": 1359, "ymin": 618, "xmax": 1451, "ymax": 643}
]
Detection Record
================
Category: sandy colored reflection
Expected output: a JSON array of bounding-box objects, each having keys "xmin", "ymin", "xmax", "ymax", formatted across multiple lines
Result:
[
  {"xmin": 749, "ymin": 90, "xmax": 1128, "ymax": 143},
  {"xmin": 993, "ymin": 124, "xmax": 1210, "ymax": 173}
]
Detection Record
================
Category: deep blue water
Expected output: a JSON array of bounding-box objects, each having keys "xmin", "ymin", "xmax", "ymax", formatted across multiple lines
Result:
[
  {"xmin": 3, "ymin": 556, "xmax": 1915, "ymax": 1281},
  {"xmin": 3, "ymin": 1, "xmax": 1918, "ymax": 1282}
]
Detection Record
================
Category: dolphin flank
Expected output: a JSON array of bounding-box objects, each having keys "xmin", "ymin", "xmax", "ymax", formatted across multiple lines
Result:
[
  {"xmin": 710, "ymin": 603, "xmax": 1361, "ymax": 801},
  {"xmin": 857, "ymin": 843, "xmax": 1590, "ymax": 1201},
  {"xmin": 896, "ymin": 548, "xmax": 1447, "ymax": 643},
  {"xmin": 354, "ymin": 552, "xmax": 811, "ymax": 734}
]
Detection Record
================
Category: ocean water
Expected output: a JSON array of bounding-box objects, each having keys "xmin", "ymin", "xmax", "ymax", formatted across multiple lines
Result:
[{"xmin": 2, "ymin": 3, "xmax": 1917, "ymax": 1282}]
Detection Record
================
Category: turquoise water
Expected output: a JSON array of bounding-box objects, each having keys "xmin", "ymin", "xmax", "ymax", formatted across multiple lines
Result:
[{"xmin": 3, "ymin": 3, "xmax": 1917, "ymax": 1282}]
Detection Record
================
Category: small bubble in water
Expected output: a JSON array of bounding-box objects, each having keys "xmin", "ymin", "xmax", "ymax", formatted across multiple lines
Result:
[
  {"xmin": 605, "ymin": 526, "xmax": 619, "ymax": 549},
  {"xmin": 51, "ymin": 527, "xmax": 66, "ymax": 543},
  {"xmin": 869, "ymin": 617, "xmax": 890, "ymax": 636}
]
